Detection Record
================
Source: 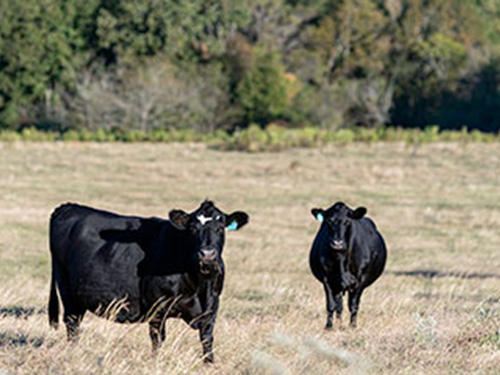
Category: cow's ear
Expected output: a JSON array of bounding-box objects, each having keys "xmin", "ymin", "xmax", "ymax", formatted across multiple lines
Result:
[
  {"xmin": 311, "ymin": 208, "xmax": 325, "ymax": 222},
  {"xmin": 169, "ymin": 210, "xmax": 190, "ymax": 230},
  {"xmin": 225, "ymin": 211, "xmax": 249, "ymax": 231},
  {"xmin": 349, "ymin": 207, "xmax": 367, "ymax": 220}
]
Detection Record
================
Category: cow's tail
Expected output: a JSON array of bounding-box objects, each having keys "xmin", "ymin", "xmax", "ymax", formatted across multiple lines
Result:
[{"xmin": 48, "ymin": 258, "xmax": 59, "ymax": 329}]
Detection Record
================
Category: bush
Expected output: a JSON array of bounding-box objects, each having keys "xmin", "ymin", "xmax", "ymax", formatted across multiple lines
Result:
[
  {"xmin": 0, "ymin": 126, "xmax": 499, "ymax": 151},
  {"xmin": 235, "ymin": 49, "xmax": 291, "ymax": 126},
  {"xmin": 20, "ymin": 128, "xmax": 54, "ymax": 141},
  {"xmin": 332, "ymin": 129, "xmax": 356, "ymax": 144},
  {"xmin": 0, "ymin": 130, "xmax": 22, "ymax": 142}
]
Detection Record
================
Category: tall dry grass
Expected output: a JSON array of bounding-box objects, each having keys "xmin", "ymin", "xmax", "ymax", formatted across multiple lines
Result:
[{"xmin": 0, "ymin": 142, "xmax": 499, "ymax": 374}]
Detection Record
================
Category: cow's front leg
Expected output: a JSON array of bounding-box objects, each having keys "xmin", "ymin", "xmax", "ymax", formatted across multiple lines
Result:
[
  {"xmin": 348, "ymin": 288, "xmax": 364, "ymax": 328},
  {"xmin": 199, "ymin": 322, "xmax": 215, "ymax": 363},
  {"xmin": 149, "ymin": 317, "xmax": 166, "ymax": 354},
  {"xmin": 198, "ymin": 300, "xmax": 219, "ymax": 363},
  {"xmin": 323, "ymin": 282, "xmax": 334, "ymax": 329},
  {"xmin": 323, "ymin": 281, "xmax": 342, "ymax": 329}
]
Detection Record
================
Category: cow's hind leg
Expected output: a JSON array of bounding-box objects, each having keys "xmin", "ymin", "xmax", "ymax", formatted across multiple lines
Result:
[
  {"xmin": 323, "ymin": 282, "xmax": 342, "ymax": 329},
  {"xmin": 348, "ymin": 288, "xmax": 364, "ymax": 328},
  {"xmin": 63, "ymin": 305, "xmax": 85, "ymax": 341},
  {"xmin": 333, "ymin": 292, "xmax": 343, "ymax": 323},
  {"xmin": 56, "ymin": 273, "xmax": 86, "ymax": 340},
  {"xmin": 149, "ymin": 317, "xmax": 166, "ymax": 354}
]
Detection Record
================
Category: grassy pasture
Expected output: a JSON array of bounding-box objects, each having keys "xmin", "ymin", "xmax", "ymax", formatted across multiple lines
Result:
[{"xmin": 0, "ymin": 142, "xmax": 499, "ymax": 374}]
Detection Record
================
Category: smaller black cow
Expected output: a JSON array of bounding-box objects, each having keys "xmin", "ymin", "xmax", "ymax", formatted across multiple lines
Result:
[
  {"xmin": 48, "ymin": 200, "xmax": 248, "ymax": 362},
  {"xmin": 309, "ymin": 202, "xmax": 386, "ymax": 328}
]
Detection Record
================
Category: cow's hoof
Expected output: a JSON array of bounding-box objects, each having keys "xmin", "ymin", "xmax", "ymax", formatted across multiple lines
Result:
[
  {"xmin": 324, "ymin": 323, "xmax": 333, "ymax": 331},
  {"xmin": 203, "ymin": 355, "xmax": 214, "ymax": 364}
]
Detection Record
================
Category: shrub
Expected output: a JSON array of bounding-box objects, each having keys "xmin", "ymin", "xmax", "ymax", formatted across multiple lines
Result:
[
  {"xmin": 332, "ymin": 129, "xmax": 356, "ymax": 144},
  {"xmin": 236, "ymin": 49, "xmax": 291, "ymax": 126},
  {"xmin": 0, "ymin": 130, "xmax": 22, "ymax": 142},
  {"xmin": 1, "ymin": 126, "xmax": 499, "ymax": 150}
]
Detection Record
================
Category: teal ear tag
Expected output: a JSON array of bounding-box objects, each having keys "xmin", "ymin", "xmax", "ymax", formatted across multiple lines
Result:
[
  {"xmin": 227, "ymin": 221, "xmax": 238, "ymax": 231},
  {"xmin": 316, "ymin": 213, "xmax": 324, "ymax": 222}
]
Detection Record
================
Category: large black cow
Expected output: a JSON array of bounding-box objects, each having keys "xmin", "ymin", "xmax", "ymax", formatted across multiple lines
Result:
[
  {"xmin": 48, "ymin": 200, "xmax": 248, "ymax": 362},
  {"xmin": 309, "ymin": 202, "xmax": 386, "ymax": 329}
]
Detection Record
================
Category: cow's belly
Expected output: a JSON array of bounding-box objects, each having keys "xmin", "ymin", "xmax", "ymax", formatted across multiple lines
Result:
[
  {"xmin": 68, "ymin": 242, "xmax": 145, "ymax": 322},
  {"xmin": 71, "ymin": 278, "xmax": 142, "ymax": 322},
  {"xmin": 140, "ymin": 275, "xmax": 205, "ymax": 323}
]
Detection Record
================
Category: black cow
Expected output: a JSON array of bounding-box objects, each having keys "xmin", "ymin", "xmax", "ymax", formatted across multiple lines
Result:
[
  {"xmin": 309, "ymin": 202, "xmax": 386, "ymax": 329},
  {"xmin": 48, "ymin": 200, "xmax": 248, "ymax": 362}
]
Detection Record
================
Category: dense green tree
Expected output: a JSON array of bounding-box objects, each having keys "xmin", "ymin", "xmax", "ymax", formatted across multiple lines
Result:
[
  {"xmin": 283, "ymin": 0, "xmax": 489, "ymax": 127},
  {"xmin": 90, "ymin": 0, "xmax": 248, "ymax": 65},
  {"xmin": 0, "ymin": 0, "xmax": 91, "ymax": 127},
  {"xmin": 1, "ymin": 0, "xmax": 500, "ymax": 131},
  {"xmin": 235, "ymin": 48, "xmax": 291, "ymax": 125}
]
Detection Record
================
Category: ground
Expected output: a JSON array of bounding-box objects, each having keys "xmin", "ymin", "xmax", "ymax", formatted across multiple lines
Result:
[{"xmin": 0, "ymin": 142, "xmax": 499, "ymax": 374}]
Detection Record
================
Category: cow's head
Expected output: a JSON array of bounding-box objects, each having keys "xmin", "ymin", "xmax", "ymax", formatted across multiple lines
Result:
[
  {"xmin": 311, "ymin": 202, "xmax": 366, "ymax": 251},
  {"xmin": 169, "ymin": 200, "xmax": 249, "ymax": 275}
]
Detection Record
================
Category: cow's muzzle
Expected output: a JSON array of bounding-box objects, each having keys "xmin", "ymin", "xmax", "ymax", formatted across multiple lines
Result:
[
  {"xmin": 198, "ymin": 249, "xmax": 221, "ymax": 275},
  {"xmin": 200, "ymin": 249, "xmax": 217, "ymax": 263},
  {"xmin": 330, "ymin": 240, "xmax": 346, "ymax": 251}
]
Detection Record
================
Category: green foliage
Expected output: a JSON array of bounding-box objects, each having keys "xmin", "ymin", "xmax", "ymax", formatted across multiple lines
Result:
[
  {"xmin": 208, "ymin": 125, "xmax": 500, "ymax": 152},
  {"xmin": 1, "ymin": 0, "xmax": 500, "ymax": 132},
  {"xmin": 93, "ymin": 0, "xmax": 248, "ymax": 64},
  {"xmin": 1, "ymin": 126, "xmax": 499, "ymax": 150},
  {"xmin": 284, "ymin": 83, "xmax": 345, "ymax": 129},
  {"xmin": 235, "ymin": 49, "xmax": 291, "ymax": 125},
  {"xmin": 0, "ymin": 0, "xmax": 89, "ymax": 126}
]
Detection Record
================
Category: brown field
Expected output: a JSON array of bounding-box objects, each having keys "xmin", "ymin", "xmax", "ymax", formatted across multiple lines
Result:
[{"xmin": 0, "ymin": 142, "xmax": 499, "ymax": 374}]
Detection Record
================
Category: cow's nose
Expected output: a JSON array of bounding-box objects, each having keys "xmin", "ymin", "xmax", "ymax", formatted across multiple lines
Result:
[
  {"xmin": 332, "ymin": 240, "xmax": 344, "ymax": 249},
  {"xmin": 200, "ymin": 249, "xmax": 217, "ymax": 263}
]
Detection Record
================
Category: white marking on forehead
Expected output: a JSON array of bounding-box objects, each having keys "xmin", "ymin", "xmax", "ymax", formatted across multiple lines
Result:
[{"xmin": 197, "ymin": 215, "xmax": 213, "ymax": 225}]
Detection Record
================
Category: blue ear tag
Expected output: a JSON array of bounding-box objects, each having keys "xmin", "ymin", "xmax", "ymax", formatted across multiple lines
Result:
[
  {"xmin": 316, "ymin": 213, "xmax": 324, "ymax": 222},
  {"xmin": 227, "ymin": 221, "xmax": 238, "ymax": 231}
]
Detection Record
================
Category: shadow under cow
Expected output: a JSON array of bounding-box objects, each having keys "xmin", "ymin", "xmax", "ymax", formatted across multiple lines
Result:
[
  {"xmin": 0, "ymin": 332, "xmax": 44, "ymax": 348},
  {"xmin": 388, "ymin": 269, "xmax": 500, "ymax": 280},
  {"xmin": 0, "ymin": 306, "xmax": 46, "ymax": 319}
]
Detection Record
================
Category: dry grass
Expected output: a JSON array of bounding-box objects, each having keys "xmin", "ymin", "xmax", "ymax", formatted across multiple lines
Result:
[{"xmin": 0, "ymin": 142, "xmax": 499, "ymax": 374}]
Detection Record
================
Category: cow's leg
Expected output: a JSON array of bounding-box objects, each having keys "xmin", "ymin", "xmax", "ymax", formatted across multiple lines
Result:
[
  {"xmin": 63, "ymin": 306, "xmax": 85, "ymax": 341},
  {"xmin": 198, "ymin": 298, "xmax": 219, "ymax": 364},
  {"xmin": 52, "ymin": 263, "xmax": 86, "ymax": 341},
  {"xmin": 58, "ymin": 283, "xmax": 85, "ymax": 340},
  {"xmin": 323, "ymin": 283, "xmax": 333, "ymax": 329},
  {"xmin": 323, "ymin": 282, "xmax": 341, "ymax": 329},
  {"xmin": 348, "ymin": 288, "xmax": 364, "ymax": 328},
  {"xmin": 199, "ymin": 317, "xmax": 216, "ymax": 363},
  {"xmin": 149, "ymin": 317, "xmax": 166, "ymax": 354},
  {"xmin": 333, "ymin": 292, "xmax": 343, "ymax": 323}
]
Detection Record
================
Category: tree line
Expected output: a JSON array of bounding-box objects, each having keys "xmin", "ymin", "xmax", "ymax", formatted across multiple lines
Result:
[{"xmin": 1, "ymin": 0, "xmax": 500, "ymax": 133}]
